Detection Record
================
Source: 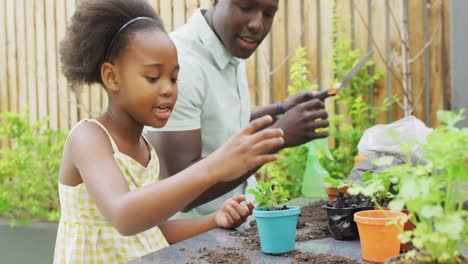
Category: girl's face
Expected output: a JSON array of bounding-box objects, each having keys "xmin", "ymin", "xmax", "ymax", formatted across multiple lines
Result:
[{"xmin": 112, "ymin": 29, "xmax": 179, "ymax": 128}]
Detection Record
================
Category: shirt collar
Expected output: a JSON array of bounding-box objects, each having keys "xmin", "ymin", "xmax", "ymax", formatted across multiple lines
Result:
[{"xmin": 190, "ymin": 9, "xmax": 241, "ymax": 69}]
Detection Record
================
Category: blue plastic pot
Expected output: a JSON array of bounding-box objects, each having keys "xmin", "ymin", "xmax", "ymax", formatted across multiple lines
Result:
[{"xmin": 252, "ymin": 206, "xmax": 301, "ymax": 254}]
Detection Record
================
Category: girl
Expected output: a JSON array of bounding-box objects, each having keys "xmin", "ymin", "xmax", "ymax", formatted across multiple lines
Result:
[{"xmin": 54, "ymin": 0, "xmax": 284, "ymax": 263}]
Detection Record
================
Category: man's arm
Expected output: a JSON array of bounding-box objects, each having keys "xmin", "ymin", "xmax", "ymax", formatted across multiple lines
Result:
[{"xmin": 146, "ymin": 130, "xmax": 259, "ymax": 212}]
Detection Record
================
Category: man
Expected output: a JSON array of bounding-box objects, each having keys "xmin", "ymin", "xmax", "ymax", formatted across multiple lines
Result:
[{"xmin": 146, "ymin": 0, "xmax": 329, "ymax": 218}]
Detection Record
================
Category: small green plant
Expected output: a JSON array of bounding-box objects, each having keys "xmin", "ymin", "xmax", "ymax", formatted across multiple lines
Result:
[
  {"xmin": 0, "ymin": 110, "xmax": 66, "ymax": 226},
  {"xmin": 385, "ymin": 109, "xmax": 468, "ymax": 263},
  {"xmin": 348, "ymin": 156, "xmax": 399, "ymax": 207},
  {"xmin": 248, "ymin": 180, "xmax": 288, "ymax": 210}
]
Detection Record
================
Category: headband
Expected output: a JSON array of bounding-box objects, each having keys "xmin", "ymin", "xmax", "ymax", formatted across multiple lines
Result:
[{"xmin": 104, "ymin": 16, "xmax": 156, "ymax": 62}]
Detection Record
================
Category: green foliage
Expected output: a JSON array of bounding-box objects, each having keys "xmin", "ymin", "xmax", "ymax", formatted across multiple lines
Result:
[
  {"xmin": 0, "ymin": 110, "xmax": 66, "ymax": 226},
  {"xmin": 287, "ymin": 47, "xmax": 317, "ymax": 95},
  {"xmin": 247, "ymin": 180, "xmax": 288, "ymax": 210},
  {"xmin": 319, "ymin": 1, "xmax": 398, "ymax": 188},
  {"xmin": 387, "ymin": 109, "xmax": 468, "ymax": 263},
  {"xmin": 348, "ymin": 156, "xmax": 399, "ymax": 206},
  {"xmin": 259, "ymin": 47, "xmax": 317, "ymax": 200},
  {"xmin": 320, "ymin": 36, "xmax": 398, "ymax": 188},
  {"xmin": 261, "ymin": 146, "xmax": 308, "ymax": 199},
  {"xmin": 351, "ymin": 109, "xmax": 468, "ymax": 262}
]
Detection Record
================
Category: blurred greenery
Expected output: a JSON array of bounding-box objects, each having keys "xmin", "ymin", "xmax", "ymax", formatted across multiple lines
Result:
[
  {"xmin": 260, "ymin": 1, "xmax": 398, "ymax": 199},
  {"xmin": 259, "ymin": 47, "xmax": 316, "ymax": 200},
  {"xmin": 0, "ymin": 109, "xmax": 65, "ymax": 226},
  {"xmin": 319, "ymin": 3, "xmax": 398, "ymax": 189}
]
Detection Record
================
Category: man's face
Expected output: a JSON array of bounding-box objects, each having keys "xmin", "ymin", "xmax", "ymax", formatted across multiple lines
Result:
[{"xmin": 211, "ymin": 0, "xmax": 278, "ymax": 59}]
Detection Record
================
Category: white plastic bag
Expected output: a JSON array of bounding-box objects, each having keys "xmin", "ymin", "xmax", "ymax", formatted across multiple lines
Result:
[{"xmin": 357, "ymin": 116, "xmax": 433, "ymax": 160}]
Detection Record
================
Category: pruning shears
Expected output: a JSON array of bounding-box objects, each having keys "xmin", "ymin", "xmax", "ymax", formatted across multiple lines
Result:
[{"xmin": 314, "ymin": 50, "xmax": 374, "ymax": 101}]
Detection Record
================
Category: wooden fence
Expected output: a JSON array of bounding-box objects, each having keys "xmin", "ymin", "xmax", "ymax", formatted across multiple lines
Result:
[{"xmin": 0, "ymin": 0, "xmax": 451, "ymax": 135}]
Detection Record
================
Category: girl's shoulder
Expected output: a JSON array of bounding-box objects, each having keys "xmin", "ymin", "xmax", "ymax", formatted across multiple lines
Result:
[{"xmin": 65, "ymin": 119, "xmax": 115, "ymax": 156}]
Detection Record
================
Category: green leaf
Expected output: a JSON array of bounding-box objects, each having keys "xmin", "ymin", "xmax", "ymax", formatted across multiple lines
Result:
[
  {"xmin": 371, "ymin": 156, "xmax": 394, "ymax": 167},
  {"xmin": 435, "ymin": 214, "xmax": 464, "ymax": 240},
  {"xmin": 420, "ymin": 205, "xmax": 444, "ymax": 219},
  {"xmin": 436, "ymin": 109, "xmax": 465, "ymax": 127}
]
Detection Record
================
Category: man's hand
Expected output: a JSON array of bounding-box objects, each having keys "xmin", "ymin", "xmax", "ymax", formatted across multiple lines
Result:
[
  {"xmin": 281, "ymin": 91, "xmax": 319, "ymax": 113},
  {"xmin": 273, "ymin": 98, "xmax": 329, "ymax": 148}
]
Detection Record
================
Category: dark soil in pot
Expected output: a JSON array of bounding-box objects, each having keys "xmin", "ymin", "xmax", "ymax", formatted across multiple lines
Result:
[{"xmin": 324, "ymin": 193, "xmax": 374, "ymax": 240}]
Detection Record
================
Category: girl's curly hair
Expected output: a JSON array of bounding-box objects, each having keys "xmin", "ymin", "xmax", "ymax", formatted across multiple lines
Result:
[{"xmin": 60, "ymin": 0, "xmax": 164, "ymax": 89}]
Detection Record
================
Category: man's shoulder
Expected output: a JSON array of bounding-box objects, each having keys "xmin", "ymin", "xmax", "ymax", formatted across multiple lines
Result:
[{"xmin": 171, "ymin": 27, "xmax": 212, "ymax": 61}]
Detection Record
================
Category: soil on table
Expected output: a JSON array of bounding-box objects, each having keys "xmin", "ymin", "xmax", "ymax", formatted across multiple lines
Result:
[
  {"xmin": 230, "ymin": 199, "xmax": 330, "ymax": 251},
  {"xmin": 285, "ymin": 251, "xmax": 362, "ymax": 264},
  {"xmin": 192, "ymin": 199, "xmax": 364, "ymax": 263},
  {"xmin": 188, "ymin": 248, "xmax": 362, "ymax": 264},
  {"xmin": 189, "ymin": 247, "xmax": 250, "ymax": 264}
]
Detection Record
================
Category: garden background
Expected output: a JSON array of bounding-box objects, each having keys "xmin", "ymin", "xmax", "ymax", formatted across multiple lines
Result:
[
  {"xmin": 0, "ymin": 0, "xmax": 452, "ymax": 140},
  {"xmin": 1, "ymin": 1, "xmax": 465, "ymax": 263}
]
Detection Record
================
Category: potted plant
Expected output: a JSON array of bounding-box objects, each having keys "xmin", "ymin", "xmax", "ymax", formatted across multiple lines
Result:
[
  {"xmin": 348, "ymin": 156, "xmax": 399, "ymax": 207},
  {"xmin": 248, "ymin": 180, "xmax": 300, "ymax": 255},
  {"xmin": 322, "ymin": 192, "xmax": 373, "ymax": 240},
  {"xmin": 382, "ymin": 110, "xmax": 468, "ymax": 263},
  {"xmin": 349, "ymin": 158, "xmax": 416, "ymax": 252}
]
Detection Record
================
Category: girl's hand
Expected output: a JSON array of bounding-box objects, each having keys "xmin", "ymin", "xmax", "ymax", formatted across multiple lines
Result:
[
  {"xmin": 214, "ymin": 195, "xmax": 254, "ymax": 229},
  {"xmin": 207, "ymin": 115, "xmax": 284, "ymax": 183}
]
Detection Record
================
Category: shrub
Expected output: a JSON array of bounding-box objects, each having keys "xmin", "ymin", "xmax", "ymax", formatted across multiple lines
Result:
[{"xmin": 0, "ymin": 110, "xmax": 66, "ymax": 226}]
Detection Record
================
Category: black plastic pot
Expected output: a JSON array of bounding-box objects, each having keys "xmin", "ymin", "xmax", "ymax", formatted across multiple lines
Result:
[{"xmin": 323, "ymin": 206, "xmax": 374, "ymax": 240}]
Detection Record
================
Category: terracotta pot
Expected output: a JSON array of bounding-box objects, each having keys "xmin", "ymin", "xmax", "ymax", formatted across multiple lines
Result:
[
  {"xmin": 376, "ymin": 207, "xmax": 415, "ymax": 252},
  {"xmin": 325, "ymin": 186, "xmax": 349, "ymax": 202},
  {"xmin": 354, "ymin": 210, "xmax": 406, "ymax": 263}
]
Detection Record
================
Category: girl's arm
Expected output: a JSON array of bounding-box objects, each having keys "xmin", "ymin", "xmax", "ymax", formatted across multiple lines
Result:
[
  {"xmin": 68, "ymin": 116, "xmax": 281, "ymax": 236},
  {"xmin": 159, "ymin": 195, "xmax": 254, "ymax": 244}
]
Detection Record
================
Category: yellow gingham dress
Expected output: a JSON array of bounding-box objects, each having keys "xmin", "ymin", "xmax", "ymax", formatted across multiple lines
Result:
[{"xmin": 53, "ymin": 119, "xmax": 169, "ymax": 264}]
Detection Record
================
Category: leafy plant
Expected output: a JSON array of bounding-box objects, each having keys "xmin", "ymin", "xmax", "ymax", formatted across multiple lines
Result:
[
  {"xmin": 259, "ymin": 47, "xmax": 317, "ymax": 200},
  {"xmin": 320, "ymin": 34, "xmax": 398, "ymax": 189},
  {"xmin": 348, "ymin": 156, "xmax": 399, "ymax": 207},
  {"xmin": 384, "ymin": 109, "xmax": 468, "ymax": 263},
  {"xmin": 0, "ymin": 110, "xmax": 66, "ymax": 226},
  {"xmin": 247, "ymin": 180, "xmax": 288, "ymax": 211},
  {"xmin": 350, "ymin": 110, "xmax": 468, "ymax": 263}
]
